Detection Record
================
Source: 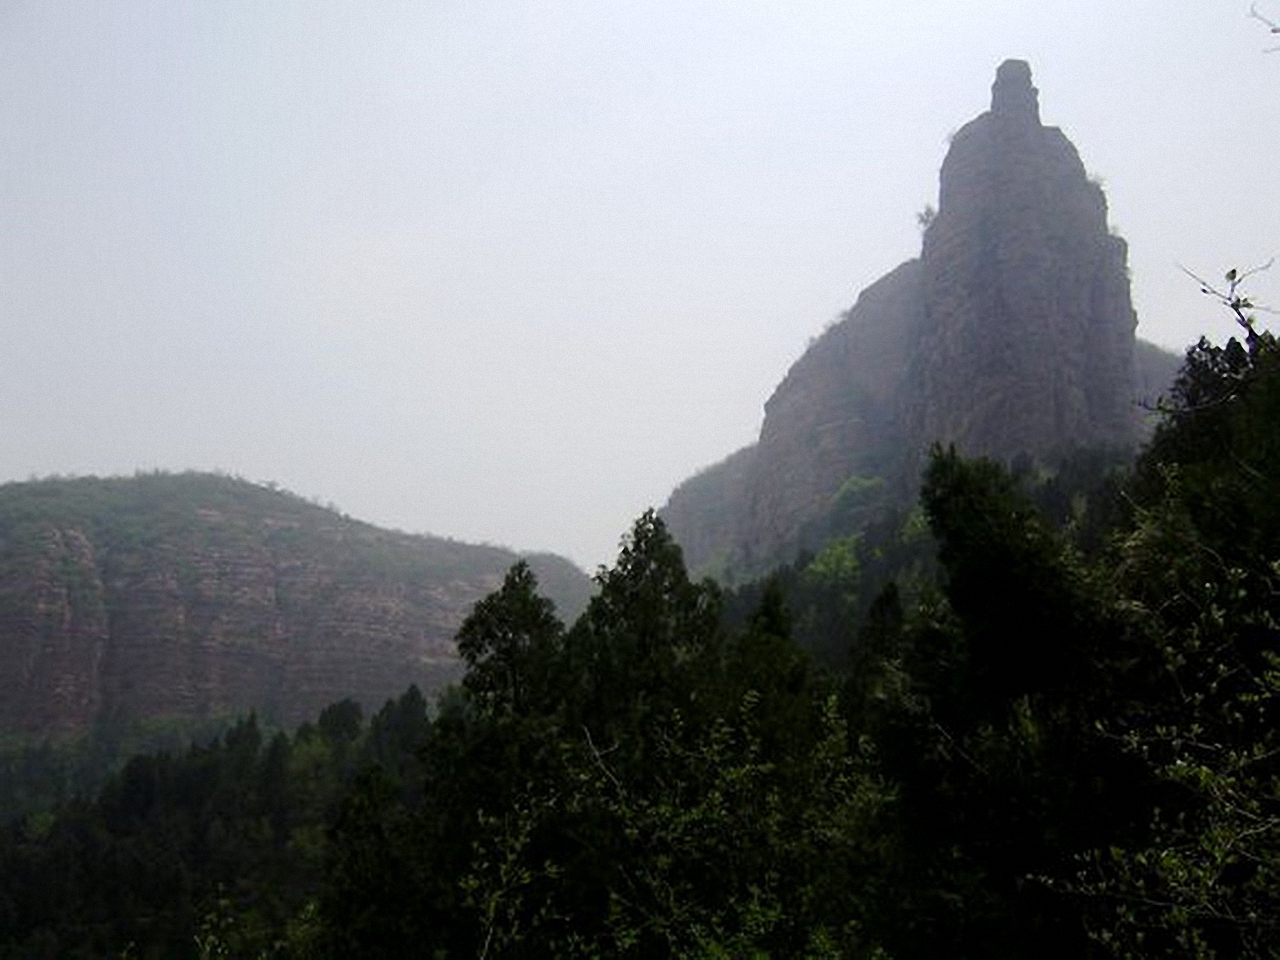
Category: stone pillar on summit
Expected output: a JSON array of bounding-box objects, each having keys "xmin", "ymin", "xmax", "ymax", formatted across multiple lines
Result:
[
  {"xmin": 990, "ymin": 58, "xmax": 1040, "ymax": 124},
  {"xmin": 913, "ymin": 59, "xmax": 1136, "ymax": 458}
]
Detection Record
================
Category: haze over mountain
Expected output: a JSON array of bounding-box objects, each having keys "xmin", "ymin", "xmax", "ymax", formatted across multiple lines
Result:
[
  {"xmin": 0, "ymin": 11, "xmax": 1276, "ymax": 950},
  {"xmin": 664, "ymin": 62, "xmax": 1182, "ymax": 580},
  {"xmin": 0, "ymin": 3, "xmax": 1276, "ymax": 569},
  {"xmin": 0, "ymin": 472, "xmax": 591, "ymax": 736}
]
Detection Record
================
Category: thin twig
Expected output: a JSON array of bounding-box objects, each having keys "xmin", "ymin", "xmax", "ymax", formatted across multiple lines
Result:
[
  {"xmin": 1179, "ymin": 261, "xmax": 1275, "ymax": 346},
  {"xmin": 1251, "ymin": 3, "xmax": 1280, "ymax": 51},
  {"xmin": 582, "ymin": 725, "xmax": 623, "ymax": 791}
]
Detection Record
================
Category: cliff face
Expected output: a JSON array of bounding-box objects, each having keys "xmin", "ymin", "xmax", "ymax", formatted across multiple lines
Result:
[
  {"xmin": 739, "ymin": 260, "xmax": 923, "ymax": 570},
  {"xmin": 664, "ymin": 61, "xmax": 1177, "ymax": 580},
  {"xmin": 0, "ymin": 473, "xmax": 592, "ymax": 736},
  {"xmin": 660, "ymin": 445, "xmax": 757, "ymax": 582},
  {"xmin": 912, "ymin": 60, "xmax": 1136, "ymax": 460}
]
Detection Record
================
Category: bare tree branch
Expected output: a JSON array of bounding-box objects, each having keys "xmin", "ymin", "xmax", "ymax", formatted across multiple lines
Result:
[
  {"xmin": 1250, "ymin": 3, "xmax": 1280, "ymax": 51},
  {"xmin": 1179, "ymin": 260, "xmax": 1275, "ymax": 347}
]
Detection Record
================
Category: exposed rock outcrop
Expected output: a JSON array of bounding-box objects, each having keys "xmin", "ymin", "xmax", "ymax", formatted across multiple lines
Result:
[
  {"xmin": 659, "ymin": 444, "xmax": 757, "ymax": 582},
  {"xmin": 739, "ymin": 259, "xmax": 923, "ymax": 570},
  {"xmin": 664, "ymin": 61, "xmax": 1180, "ymax": 580},
  {"xmin": 0, "ymin": 473, "xmax": 592, "ymax": 735},
  {"xmin": 913, "ymin": 60, "xmax": 1137, "ymax": 459}
]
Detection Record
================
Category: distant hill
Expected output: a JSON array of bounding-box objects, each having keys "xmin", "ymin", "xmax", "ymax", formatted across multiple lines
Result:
[
  {"xmin": 663, "ymin": 61, "xmax": 1183, "ymax": 582},
  {"xmin": 0, "ymin": 472, "xmax": 592, "ymax": 736}
]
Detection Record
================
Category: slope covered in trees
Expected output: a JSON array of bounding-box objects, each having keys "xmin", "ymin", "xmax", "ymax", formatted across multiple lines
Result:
[
  {"xmin": 2, "ymin": 318, "xmax": 1276, "ymax": 958},
  {"xmin": 0, "ymin": 472, "xmax": 593, "ymax": 824}
]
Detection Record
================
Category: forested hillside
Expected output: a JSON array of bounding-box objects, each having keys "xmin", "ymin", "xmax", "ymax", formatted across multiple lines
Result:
[
  {"xmin": 2, "ymin": 311, "xmax": 1276, "ymax": 958},
  {"xmin": 0, "ymin": 473, "xmax": 592, "ymax": 821}
]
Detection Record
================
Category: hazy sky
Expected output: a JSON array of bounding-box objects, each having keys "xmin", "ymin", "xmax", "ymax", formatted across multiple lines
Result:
[{"xmin": 1, "ymin": 1, "xmax": 1276, "ymax": 570}]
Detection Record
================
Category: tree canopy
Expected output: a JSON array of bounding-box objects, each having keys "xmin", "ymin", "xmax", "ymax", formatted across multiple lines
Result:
[{"xmin": 2, "ymin": 331, "xmax": 1279, "ymax": 958}]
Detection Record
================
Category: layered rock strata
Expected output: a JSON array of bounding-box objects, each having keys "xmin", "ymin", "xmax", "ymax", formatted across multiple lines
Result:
[{"xmin": 0, "ymin": 473, "xmax": 591, "ymax": 735}]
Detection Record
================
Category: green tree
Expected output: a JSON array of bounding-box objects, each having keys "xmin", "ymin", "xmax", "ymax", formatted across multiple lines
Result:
[
  {"xmin": 848, "ymin": 447, "xmax": 1151, "ymax": 960},
  {"xmin": 1073, "ymin": 326, "xmax": 1280, "ymax": 958},
  {"xmin": 458, "ymin": 561, "xmax": 565, "ymax": 720}
]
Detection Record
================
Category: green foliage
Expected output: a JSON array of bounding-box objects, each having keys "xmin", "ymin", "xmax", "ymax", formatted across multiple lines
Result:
[
  {"xmin": 841, "ymin": 330, "xmax": 1280, "ymax": 958},
  {"xmin": 839, "ymin": 449, "xmax": 1139, "ymax": 959},
  {"xmin": 314, "ymin": 511, "xmax": 891, "ymax": 958},
  {"xmin": 0, "ymin": 689, "xmax": 432, "ymax": 959},
  {"xmin": 458, "ymin": 561, "xmax": 565, "ymax": 719},
  {"xmin": 806, "ymin": 535, "xmax": 861, "ymax": 592},
  {"xmin": 8, "ymin": 325, "xmax": 1280, "ymax": 959},
  {"xmin": 827, "ymin": 474, "xmax": 887, "ymax": 536},
  {"xmin": 0, "ymin": 712, "xmax": 245, "ymax": 825},
  {"xmin": 1067, "ymin": 332, "xmax": 1280, "ymax": 958}
]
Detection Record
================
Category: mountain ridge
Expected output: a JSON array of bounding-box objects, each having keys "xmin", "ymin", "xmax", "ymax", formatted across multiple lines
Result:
[{"xmin": 0, "ymin": 470, "xmax": 592, "ymax": 736}]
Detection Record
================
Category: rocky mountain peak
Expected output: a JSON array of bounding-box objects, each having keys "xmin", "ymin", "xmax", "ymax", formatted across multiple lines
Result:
[
  {"xmin": 662, "ymin": 61, "xmax": 1179, "ymax": 583},
  {"xmin": 920, "ymin": 60, "xmax": 1136, "ymax": 461},
  {"xmin": 990, "ymin": 58, "xmax": 1039, "ymax": 125}
]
